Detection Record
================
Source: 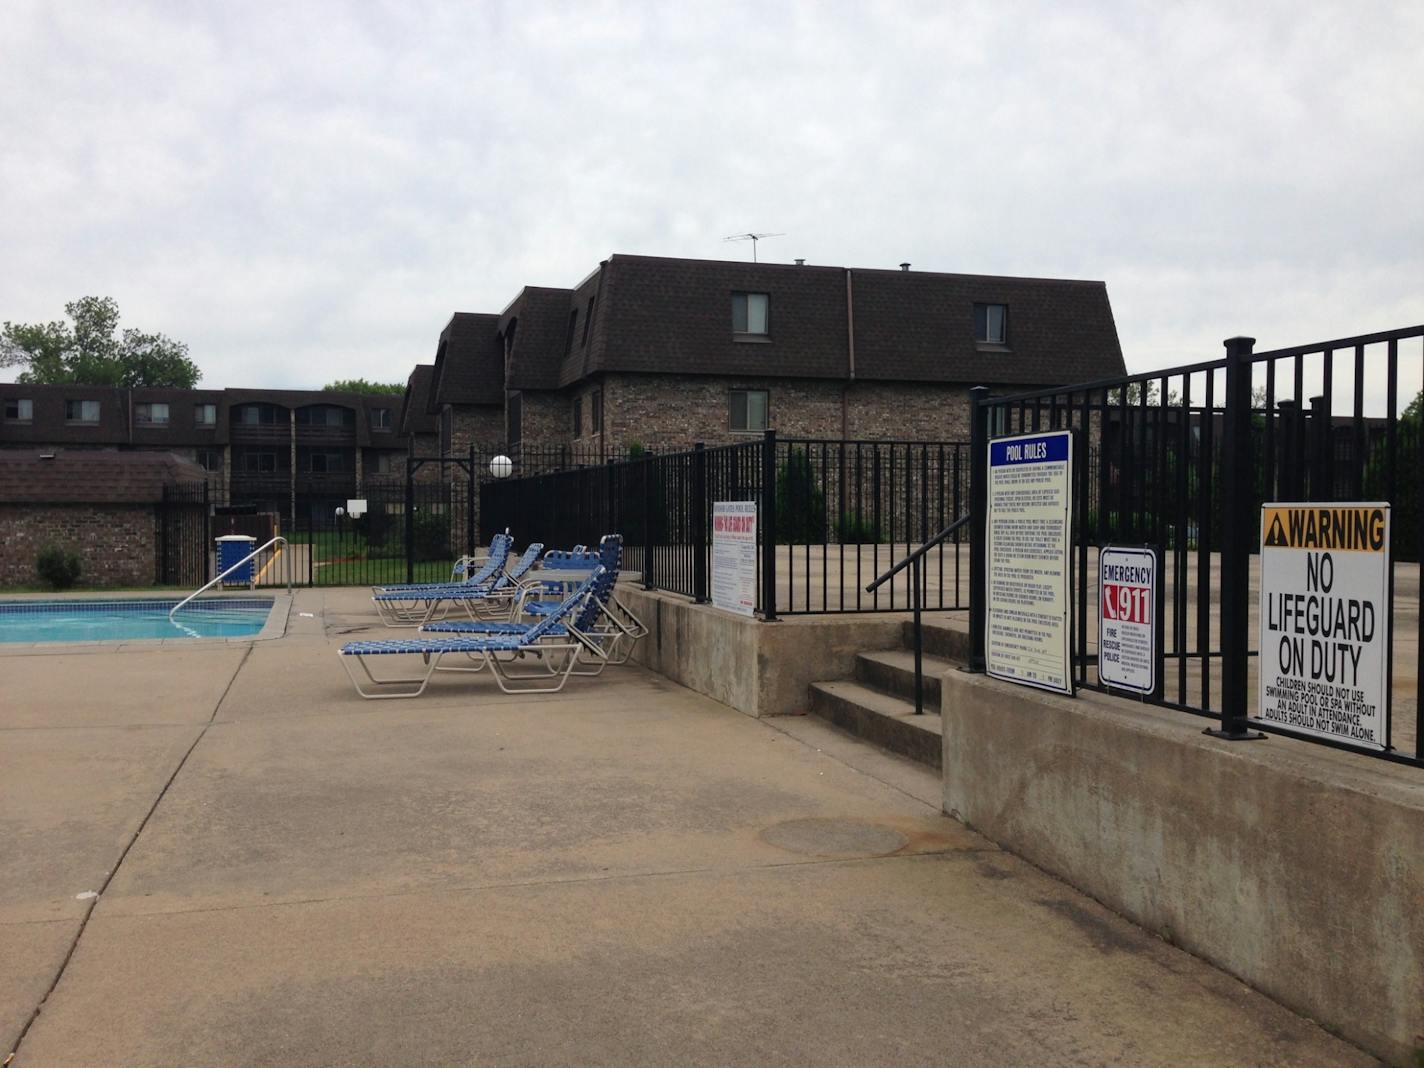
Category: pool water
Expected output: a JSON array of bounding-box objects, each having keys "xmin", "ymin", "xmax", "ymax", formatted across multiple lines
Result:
[{"xmin": 0, "ymin": 598, "xmax": 275, "ymax": 643}]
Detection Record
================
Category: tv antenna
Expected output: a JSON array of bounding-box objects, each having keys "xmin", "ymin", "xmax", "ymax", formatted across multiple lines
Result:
[{"xmin": 723, "ymin": 232, "xmax": 785, "ymax": 262}]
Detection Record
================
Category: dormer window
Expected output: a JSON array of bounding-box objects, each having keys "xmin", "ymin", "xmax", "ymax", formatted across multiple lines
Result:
[
  {"xmin": 3, "ymin": 398, "xmax": 32, "ymax": 424},
  {"xmin": 974, "ymin": 303, "xmax": 1008, "ymax": 345},
  {"xmin": 65, "ymin": 399, "xmax": 101, "ymax": 424},
  {"xmin": 136, "ymin": 402, "xmax": 169, "ymax": 426},
  {"xmin": 582, "ymin": 296, "xmax": 596, "ymax": 346},
  {"xmin": 372, "ymin": 408, "xmax": 393, "ymax": 431},
  {"xmin": 732, "ymin": 292, "xmax": 770, "ymax": 338}
]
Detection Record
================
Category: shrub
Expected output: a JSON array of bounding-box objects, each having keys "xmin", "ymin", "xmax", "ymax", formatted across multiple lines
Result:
[
  {"xmin": 835, "ymin": 513, "xmax": 882, "ymax": 544},
  {"xmin": 36, "ymin": 545, "xmax": 83, "ymax": 590},
  {"xmin": 412, "ymin": 509, "xmax": 451, "ymax": 562},
  {"xmin": 775, "ymin": 447, "xmax": 827, "ymax": 544}
]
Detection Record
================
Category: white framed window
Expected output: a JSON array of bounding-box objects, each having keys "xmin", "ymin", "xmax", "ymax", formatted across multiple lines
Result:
[
  {"xmin": 732, "ymin": 292, "xmax": 770, "ymax": 336},
  {"xmin": 729, "ymin": 389, "xmax": 769, "ymax": 432},
  {"xmin": 65, "ymin": 399, "xmax": 101, "ymax": 424},
  {"xmin": 974, "ymin": 303, "xmax": 1008, "ymax": 345},
  {"xmin": 196, "ymin": 448, "xmax": 223, "ymax": 472},
  {"xmin": 195, "ymin": 403, "xmax": 217, "ymax": 426},
  {"xmin": 3, "ymin": 398, "xmax": 32, "ymax": 423},
  {"xmin": 372, "ymin": 408, "xmax": 393, "ymax": 431},
  {"xmin": 136, "ymin": 402, "xmax": 170, "ymax": 426}
]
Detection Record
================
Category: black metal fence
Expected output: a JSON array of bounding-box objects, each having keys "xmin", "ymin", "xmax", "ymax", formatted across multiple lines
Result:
[
  {"xmin": 480, "ymin": 435, "xmax": 973, "ymax": 616},
  {"xmin": 971, "ymin": 326, "xmax": 1424, "ymax": 768},
  {"xmin": 157, "ymin": 483, "xmax": 211, "ymax": 587}
]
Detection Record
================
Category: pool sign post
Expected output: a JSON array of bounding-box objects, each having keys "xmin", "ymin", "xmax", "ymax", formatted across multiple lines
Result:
[
  {"xmin": 711, "ymin": 501, "xmax": 757, "ymax": 617},
  {"xmin": 1098, "ymin": 545, "xmax": 1160, "ymax": 697},
  {"xmin": 985, "ymin": 429, "xmax": 1073, "ymax": 696},
  {"xmin": 1257, "ymin": 503, "xmax": 1391, "ymax": 751}
]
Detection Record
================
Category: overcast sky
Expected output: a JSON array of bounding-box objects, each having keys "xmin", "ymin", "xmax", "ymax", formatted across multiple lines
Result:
[{"xmin": 2, "ymin": 0, "xmax": 1421, "ymax": 392}]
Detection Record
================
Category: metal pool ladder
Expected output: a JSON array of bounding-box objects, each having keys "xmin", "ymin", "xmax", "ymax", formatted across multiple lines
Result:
[{"xmin": 169, "ymin": 536, "xmax": 291, "ymax": 620}]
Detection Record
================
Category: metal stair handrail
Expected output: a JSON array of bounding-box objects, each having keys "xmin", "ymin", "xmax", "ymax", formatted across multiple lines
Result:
[
  {"xmin": 170, "ymin": 536, "xmax": 290, "ymax": 620},
  {"xmin": 864, "ymin": 514, "xmax": 970, "ymax": 715}
]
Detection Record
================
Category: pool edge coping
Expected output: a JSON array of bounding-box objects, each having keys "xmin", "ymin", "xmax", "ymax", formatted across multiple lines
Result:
[{"xmin": 0, "ymin": 593, "xmax": 293, "ymax": 655}]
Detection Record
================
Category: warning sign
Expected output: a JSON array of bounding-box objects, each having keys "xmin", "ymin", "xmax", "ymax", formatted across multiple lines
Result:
[
  {"xmin": 1098, "ymin": 546, "xmax": 1157, "ymax": 695},
  {"xmin": 1257, "ymin": 503, "xmax": 1390, "ymax": 750}
]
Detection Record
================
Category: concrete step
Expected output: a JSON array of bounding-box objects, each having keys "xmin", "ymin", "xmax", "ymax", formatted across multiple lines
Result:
[
  {"xmin": 855, "ymin": 649, "xmax": 955, "ymax": 709},
  {"xmin": 807, "ymin": 680, "xmax": 943, "ymax": 771},
  {"xmin": 908, "ymin": 617, "xmax": 971, "ymax": 663}
]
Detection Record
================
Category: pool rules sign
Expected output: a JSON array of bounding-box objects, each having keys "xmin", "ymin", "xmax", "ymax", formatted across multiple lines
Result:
[
  {"xmin": 986, "ymin": 429, "xmax": 1073, "ymax": 695},
  {"xmin": 1258, "ymin": 503, "xmax": 1390, "ymax": 751}
]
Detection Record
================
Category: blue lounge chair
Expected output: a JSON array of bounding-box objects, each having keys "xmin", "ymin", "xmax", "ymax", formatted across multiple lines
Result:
[
  {"xmin": 372, "ymin": 533, "xmax": 513, "ymax": 598},
  {"xmin": 426, "ymin": 534, "xmax": 646, "ymax": 670},
  {"xmin": 370, "ymin": 535, "xmax": 515, "ymax": 627},
  {"xmin": 339, "ymin": 569, "xmax": 604, "ymax": 699}
]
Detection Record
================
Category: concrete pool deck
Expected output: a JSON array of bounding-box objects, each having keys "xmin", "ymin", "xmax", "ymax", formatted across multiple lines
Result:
[{"xmin": 1, "ymin": 587, "xmax": 1375, "ymax": 1065}]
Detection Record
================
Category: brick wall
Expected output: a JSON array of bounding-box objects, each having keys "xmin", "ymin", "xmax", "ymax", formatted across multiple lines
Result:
[
  {"xmin": 0, "ymin": 503, "xmax": 156, "ymax": 587},
  {"xmin": 845, "ymin": 382, "xmax": 973, "ymax": 441},
  {"xmin": 517, "ymin": 392, "xmax": 569, "ymax": 446},
  {"xmin": 518, "ymin": 374, "xmax": 976, "ymax": 453},
  {"xmin": 449, "ymin": 406, "xmax": 505, "ymax": 456}
]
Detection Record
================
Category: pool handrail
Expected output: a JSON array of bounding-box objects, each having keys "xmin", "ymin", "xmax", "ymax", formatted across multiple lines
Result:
[{"xmin": 169, "ymin": 536, "xmax": 290, "ymax": 620}]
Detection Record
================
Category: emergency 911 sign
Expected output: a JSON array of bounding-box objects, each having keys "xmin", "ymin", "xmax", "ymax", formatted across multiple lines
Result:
[
  {"xmin": 1258, "ymin": 503, "xmax": 1390, "ymax": 751},
  {"xmin": 1098, "ymin": 546, "xmax": 1157, "ymax": 695}
]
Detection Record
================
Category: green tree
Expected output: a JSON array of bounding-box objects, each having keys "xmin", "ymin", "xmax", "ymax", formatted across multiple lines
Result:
[
  {"xmin": 1, "ymin": 296, "xmax": 199, "ymax": 388},
  {"xmin": 323, "ymin": 378, "xmax": 404, "ymax": 395}
]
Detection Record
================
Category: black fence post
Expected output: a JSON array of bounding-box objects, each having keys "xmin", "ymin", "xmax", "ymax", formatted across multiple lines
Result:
[
  {"xmin": 1309, "ymin": 394, "xmax": 1330, "ymax": 501},
  {"xmin": 467, "ymin": 444, "xmax": 477, "ymax": 554},
  {"xmin": 761, "ymin": 429, "xmax": 779, "ymax": 621},
  {"xmin": 1277, "ymin": 399, "xmax": 1298, "ymax": 500},
  {"xmin": 692, "ymin": 443, "xmax": 709, "ymax": 603},
  {"xmin": 642, "ymin": 456, "xmax": 655, "ymax": 591},
  {"xmin": 404, "ymin": 457, "xmax": 415, "ymax": 584},
  {"xmin": 967, "ymin": 386, "xmax": 989, "ymax": 672},
  {"xmin": 1207, "ymin": 337, "xmax": 1264, "ymax": 741}
]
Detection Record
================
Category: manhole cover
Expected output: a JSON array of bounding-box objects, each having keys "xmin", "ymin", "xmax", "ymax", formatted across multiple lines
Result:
[{"xmin": 761, "ymin": 818, "xmax": 908, "ymax": 858}]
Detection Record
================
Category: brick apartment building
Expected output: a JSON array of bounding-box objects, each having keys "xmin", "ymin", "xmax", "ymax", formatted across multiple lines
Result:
[
  {"xmin": 0, "ymin": 384, "xmax": 410, "ymax": 521},
  {"xmin": 418, "ymin": 254, "xmax": 1127, "ymax": 460}
]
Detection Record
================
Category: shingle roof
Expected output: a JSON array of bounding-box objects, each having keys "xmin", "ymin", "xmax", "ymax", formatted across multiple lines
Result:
[
  {"xmin": 431, "ymin": 313, "xmax": 503, "ymax": 406},
  {"xmin": 0, "ymin": 450, "xmax": 207, "ymax": 504},
  {"xmin": 566, "ymin": 254, "xmax": 1123, "ymax": 386},
  {"xmin": 849, "ymin": 267, "xmax": 1123, "ymax": 384},
  {"xmin": 500, "ymin": 288, "xmax": 577, "ymax": 391},
  {"xmin": 401, "ymin": 364, "xmax": 438, "ymax": 433}
]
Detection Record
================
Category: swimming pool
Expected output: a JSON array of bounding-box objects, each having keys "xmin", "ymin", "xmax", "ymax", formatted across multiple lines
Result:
[{"xmin": 0, "ymin": 598, "xmax": 276, "ymax": 643}]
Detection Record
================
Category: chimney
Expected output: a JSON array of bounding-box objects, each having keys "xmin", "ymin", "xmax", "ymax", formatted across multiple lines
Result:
[
  {"xmin": 794, "ymin": 258, "xmax": 805, "ymax": 266},
  {"xmin": 899, "ymin": 262, "xmax": 911, "ymax": 272}
]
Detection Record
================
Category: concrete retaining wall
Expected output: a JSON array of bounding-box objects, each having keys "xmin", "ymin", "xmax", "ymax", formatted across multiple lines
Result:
[
  {"xmin": 941, "ymin": 669, "xmax": 1424, "ymax": 1065},
  {"xmin": 618, "ymin": 585, "xmax": 904, "ymax": 718}
]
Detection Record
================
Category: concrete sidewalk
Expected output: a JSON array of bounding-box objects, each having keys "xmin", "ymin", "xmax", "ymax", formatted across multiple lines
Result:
[{"xmin": 1, "ymin": 588, "xmax": 1372, "ymax": 1066}]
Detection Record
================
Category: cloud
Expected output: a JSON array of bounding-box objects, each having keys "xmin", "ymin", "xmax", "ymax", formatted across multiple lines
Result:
[{"xmin": 1, "ymin": 0, "xmax": 1420, "ymax": 389}]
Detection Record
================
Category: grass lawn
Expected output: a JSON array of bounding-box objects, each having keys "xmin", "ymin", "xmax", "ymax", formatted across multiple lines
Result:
[{"xmin": 311, "ymin": 559, "xmax": 456, "ymax": 587}]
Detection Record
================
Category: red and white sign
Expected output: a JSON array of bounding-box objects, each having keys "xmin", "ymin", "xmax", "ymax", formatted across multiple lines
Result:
[
  {"xmin": 1098, "ymin": 546, "xmax": 1156, "ymax": 694},
  {"xmin": 712, "ymin": 501, "xmax": 757, "ymax": 617}
]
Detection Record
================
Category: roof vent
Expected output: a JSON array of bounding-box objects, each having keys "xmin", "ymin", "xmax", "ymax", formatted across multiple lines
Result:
[
  {"xmin": 794, "ymin": 258, "xmax": 805, "ymax": 266},
  {"xmin": 899, "ymin": 262, "xmax": 911, "ymax": 272}
]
